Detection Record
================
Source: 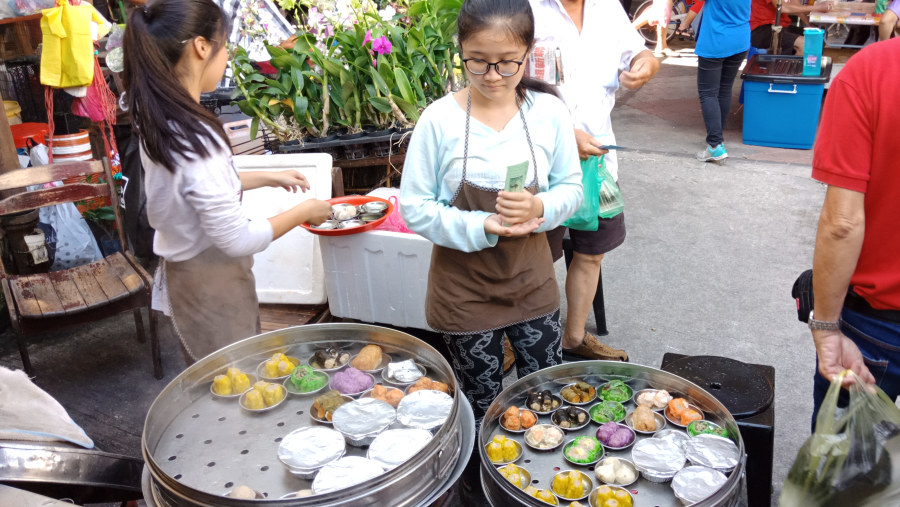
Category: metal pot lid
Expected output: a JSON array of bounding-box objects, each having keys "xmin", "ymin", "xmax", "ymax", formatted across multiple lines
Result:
[
  {"xmin": 368, "ymin": 428, "xmax": 433, "ymax": 470},
  {"xmin": 631, "ymin": 438, "xmax": 685, "ymax": 476},
  {"xmin": 672, "ymin": 465, "xmax": 728, "ymax": 504},
  {"xmin": 332, "ymin": 398, "xmax": 396, "ymax": 439},
  {"xmin": 662, "ymin": 355, "xmax": 773, "ymax": 417},
  {"xmin": 684, "ymin": 434, "xmax": 740, "ymax": 471},
  {"xmin": 277, "ymin": 427, "xmax": 346, "ymax": 470},
  {"xmin": 654, "ymin": 428, "xmax": 690, "ymax": 451},
  {"xmin": 312, "ymin": 456, "xmax": 385, "ymax": 495},
  {"xmin": 397, "ymin": 389, "xmax": 453, "ymax": 430}
]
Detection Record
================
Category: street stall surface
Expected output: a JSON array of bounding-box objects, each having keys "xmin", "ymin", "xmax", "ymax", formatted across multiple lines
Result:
[{"xmin": 0, "ymin": 47, "xmax": 855, "ymax": 505}]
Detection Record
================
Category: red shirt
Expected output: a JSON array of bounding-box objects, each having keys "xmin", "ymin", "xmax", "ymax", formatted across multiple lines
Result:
[
  {"xmin": 812, "ymin": 38, "xmax": 900, "ymax": 310},
  {"xmin": 750, "ymin": 0, "xmax": 791, "ymax": 31}
]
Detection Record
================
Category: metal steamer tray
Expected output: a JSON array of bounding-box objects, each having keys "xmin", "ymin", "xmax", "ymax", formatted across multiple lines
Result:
[
  {"xmin": 480, "ymin": 362, "xmax": 747, "ymax": 507},
  {"xmin": 142, "ymin": 323, "xmax": 467, "ymax": 506}
]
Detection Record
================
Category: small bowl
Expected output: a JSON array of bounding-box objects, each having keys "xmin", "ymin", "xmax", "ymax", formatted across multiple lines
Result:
[
  {"xmin": 350, "ymin": 352, "xmax": 392, "ymax": 374},
  {"xmin": 588, "ymin": 485, "xmax": 635, "ymax": 507},
  {"xmin": 209, "ymin": 373, "xmax": 257, "ymax": 399},
  {"xmin": 624, "ymin": 410, "xmax": 667, "ymax": 435},
  {"xmin": 313, "ymin": 220, "xmax": 339, "ymax": 230},
  {"xmin": 588, "ymin": 401, "xmax": 626, "ymax": 424},
  {"xmin": 283, "ymin": 372, "xmax": 329, "ymax": 396},
  {"xmin": 403, "ymin": 380, "xmax": 452, "ymax": 396},
  {"xmin": 551, "ymin": 470, "xmax": 593, "ymax": 501},
  {"xmin": 632, "ymin": 388, "xmax": 672, "ymax": 412},
  {"xmin": 523, "ymin": 424, "xmax": 566, "ymax": 452},
  {"xmin": 308, "ymin": 349, "xmax": 351, "ymax": 372},
  {"xmin": 339, "ymin": 220, "xmax": 365, "ymax": 229},
  {"xmin": 687, "ymin": 419, "xmax": 728, "ymax": 438},
  {"xmin": 665, "ymin": 403, "xmax": 705, "ymax": 428},
  {"xmin": 256, "ymin": 356, "xmax": 301, "ymax": 381},
  {"xmin": 239, "ymin": 386, "xmax": 286, "ymax": 413},
  {"xmin": 225, "ymin": 488, "xmax": 265, "ymax": 499},
  {"xmin": 381, "ymin": 361, "xmax": 427, "ymax": 386},
  {"xmin": 525, "ymin": 392, "xmax": 564, "ymax": 415},
  {"xmin": 279, "ymin": 490, "xmax": 315, "ymax": 499},
  {"xmin": 358, "ymin": 212, "xmax": 385, "ymax": 222},
  {"xmin": 497, "ymin": 463, "xmax": 531, "ymax": 490},
  {"xmin": 559, "ymin": 382, "xmax": 597, "ymax": 406},
  {"xmin": 562, "ymin": 437, "xmax": 604, "ymax": 467},
  {"xmin": 593, "ymin": 457, "xmax": 638, "ymax": 487},
  {"xmin": 358, "ymin": 385, "xmax": 405, "ymax": 408},
  {"xmin": 331, "ymin": 203, "xmax": 359, "ymax": 220},
  {"xmin": 309, "ymin": 394, "xmax": 354, "ymax": 424},
  {"xmin": 329, "ymin": 371, "xmax": 376, "ymax": 397},
  {"xmin": 499, "ymin": 407, "xmax": 537, "ymax": 434},
  {"xmin": 595, "ymin": 423, "xmax": 636, "ymax": 451},
  {"xmin": 598, "ymin": 381, "xmax": 633, "ymax": 404},
  {"xmin": 551, "ymin": 406, "xmax": 590, "ymax": 432},
  {"xmin": 361, "ymin": 201, "xmax": 389, "ymax": 214},
  {"xmin": 485, "ymin": 439, "xmax": 523, "ymax": 466}
]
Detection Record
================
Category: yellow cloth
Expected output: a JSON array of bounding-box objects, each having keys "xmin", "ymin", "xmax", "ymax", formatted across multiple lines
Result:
[{"xmin": 40, "ymin": 0, "xmax": 111, "ymax": 88}]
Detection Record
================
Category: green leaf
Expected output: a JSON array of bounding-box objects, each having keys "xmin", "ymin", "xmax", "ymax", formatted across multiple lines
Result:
[
  {"xmin": 291, "ymin": 67, "xmax": 304, "ymax": 90},
  {"xmin": 393, "ymin": 68, "xmax": 415, "ymax": 104},
  {"xmin": 369, "ymin": 67, "xmax": 390, "ymax": 95},
  {"xmin": 294, "ymin": 96, "xmax": 309, "ymax": 115},
  {"xmin": 412, "ymin": 60, "xmax": 427, "ymax": 78},
  {"xmin": 408, "ymin": 1, "xmax": 427, "ymax": 16},
  {"xmin": 248, "ymin": 74, "xmax": 265, "ymax": 83},
  {"xmin": 241, "ymin": 63, "xmax": 254, "ymax": 74},
  {"xmin": 264, "ymin": 79, "xmax": 287, "ymax": 95},
  {"xmin": 391, "ymin": 95, "xmax": 420, "ymax": 122},
  {"xmin": 322, "ymin": 58, "xmax": 344, "ymax": 77},
  {"xmin": 250, "ymin": 117, "xmax": 260, "ymax": 140},
  {"xmin": 266, "ymin": 45, "xmax": 289, "ymax": 59},
  {"xmin": 368, "ymin": 96, "xmax": 393, "ymax": 114},
  {"xmin": 236, "ymin": 100, "xmax": 256, "ymax": 117}
]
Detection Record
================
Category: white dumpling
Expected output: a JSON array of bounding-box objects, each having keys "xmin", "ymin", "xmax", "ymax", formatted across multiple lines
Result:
[
  {"xmin": 333, "ymin": 205, "xmax": 357, "ymax": 220},
  {"xmin": 595, "ymin": 462, "xmax": 616, "ymax": 483},
  {"xmin": 615, "ymin": 465, "xmax": 637, "ymax": 484},
  {"xmin": 229, "ymin": 486, "xmax": 257, "ymax": 499}
]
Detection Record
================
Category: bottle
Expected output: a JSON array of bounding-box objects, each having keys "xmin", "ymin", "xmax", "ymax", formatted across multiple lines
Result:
[{"xmin": 802, "ymin": 28, "xmax": 825, "ymax": 76}]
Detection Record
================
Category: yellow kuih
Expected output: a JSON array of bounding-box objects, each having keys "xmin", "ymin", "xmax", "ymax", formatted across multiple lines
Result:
[
  {"xmin": 212, "ymin": 374, "xmax": 232, "ymax": 396},
  {"xmin": 244, "ymin": 390, "xmax": 265, "ymax": 410},
  {"xmin": 263, "ymin": 384, "xmax": 285, "ymax": 406}
]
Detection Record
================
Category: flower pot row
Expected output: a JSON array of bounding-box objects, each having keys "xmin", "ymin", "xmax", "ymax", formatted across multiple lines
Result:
[{"xmin": 276, "ymin": 128, "xmax": 413, "ymax": 161}]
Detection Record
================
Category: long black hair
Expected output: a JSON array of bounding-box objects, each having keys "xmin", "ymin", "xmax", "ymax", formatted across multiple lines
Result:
[
  {"xmin": 457, "ymin": 0, "xmax": 562, "ymax": 104},
  {"xmin": 123, "ymin": 0, "xmax": 229, "ymax": 172}
]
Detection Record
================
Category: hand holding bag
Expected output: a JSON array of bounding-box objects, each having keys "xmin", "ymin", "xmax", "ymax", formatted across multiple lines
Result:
[{"xmin": 563, "ymin": 155, "xmax": 602, "ymax": 232}]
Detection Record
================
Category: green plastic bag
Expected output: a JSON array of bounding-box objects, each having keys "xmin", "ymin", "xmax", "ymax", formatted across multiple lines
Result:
[
  {"xmin": 597, "ymin": 158, "xmax": 624, "ymax": 219},
  {"xmin": 780, "ymin": 370, "xmax": 900, "ymax": 507},
  {"xmin": 563, "ymin": 155, "xmax": 602, "ymax": 231},
  {"xmin": 876, "ymin": 0, "xmax": 888, "ymax": 15}
]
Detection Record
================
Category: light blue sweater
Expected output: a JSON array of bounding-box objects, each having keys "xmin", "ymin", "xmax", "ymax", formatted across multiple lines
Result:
[{"xmin": 400, "ymin": 90, "xmax": 583, "ymax": 253}]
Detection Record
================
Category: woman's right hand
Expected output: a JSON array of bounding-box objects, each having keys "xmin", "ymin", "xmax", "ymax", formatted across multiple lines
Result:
[
  {"xmin": 298, "ymin": 199, "xmax": 333, "ymax": 226},
  {"xmin": 484, "ymin": 214, "xmax": 544, "ymax": 237},
  {"xmin": 574, "ymin": 128, "xmax": 609, "ymax": 161}
]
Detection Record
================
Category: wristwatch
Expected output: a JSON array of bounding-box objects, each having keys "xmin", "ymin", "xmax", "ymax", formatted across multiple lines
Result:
[{"xmin": 808, "ymin": 311, "xmax": 841, "ymax": 331}]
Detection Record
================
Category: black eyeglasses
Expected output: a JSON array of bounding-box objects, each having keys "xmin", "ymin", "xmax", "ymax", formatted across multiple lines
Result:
[{"xmin": 461, "ymin": 52, "xmax": 528, "ymax": 77}]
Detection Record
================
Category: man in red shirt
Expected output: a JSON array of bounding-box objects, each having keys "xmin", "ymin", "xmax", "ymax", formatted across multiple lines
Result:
[
  {"xmin": 750, "ymin": 0, "xmax": 833, "ymax": 54},
  {"xmin": 809, "ymin": 37, "xmax": 900, "ymax": 426}
]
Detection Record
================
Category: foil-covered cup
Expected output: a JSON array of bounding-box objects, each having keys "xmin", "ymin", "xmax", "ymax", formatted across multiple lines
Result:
[
  {"xmin": 631, "ymin": 438, "xmax": 685, "ymax": 483},
  {"xmin": 655, "ymin": 428, "xmax": 690, "ymax": 451},
  {"xmin": 312, "ymin": 456, "xmax": 385, "ymax": 495},
  {"xmin": 396, "ymin": 389, "xmax": 453, "ymax": 430},
  {"xmin": 332, "ymin": 398, "xmax": 396, "ymax": 447},
  {"xmin": 684, "ymin": 434, "xmax": 740, "ymax": 472},
  {"xmin": 672, "ymin": 465, "xmax": 728, "ymax": 504},
  {"xmin": 382, "ymin": 359, "xmax": 426, "ymax": 385},
  {"xmin": 367, "ymin": 428, "xmax": 433, "ymax": 470},
  {"xmin": 277, "ymin": 427, "xmax": 346, "ymax": 479}
]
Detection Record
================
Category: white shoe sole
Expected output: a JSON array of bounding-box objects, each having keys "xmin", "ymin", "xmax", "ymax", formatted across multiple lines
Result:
[{"xmin": 697, "ymin": 152, "xmax": 728, "ymax": 162}]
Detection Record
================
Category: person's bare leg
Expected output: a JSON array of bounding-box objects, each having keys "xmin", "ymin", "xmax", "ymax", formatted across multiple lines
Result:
[
  {"xmin": 562, "ymin": 252, "xmax": 604, "ymax": 349},
  {"xmin": 879, "ymin": 11, "xmax": 898, "ymax": 41},
  {"xmin": 655, "ymin": 24, "xmax": 667, "ymax": 53},
  {"xmin": 793, "ymin": 35, "xmax": 805, "ymax": 56}
]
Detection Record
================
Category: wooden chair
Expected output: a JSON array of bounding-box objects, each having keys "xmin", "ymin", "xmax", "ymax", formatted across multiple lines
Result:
[{"xmin": 0, "ymin": 160, "xmax": 162, "ymax": 379}]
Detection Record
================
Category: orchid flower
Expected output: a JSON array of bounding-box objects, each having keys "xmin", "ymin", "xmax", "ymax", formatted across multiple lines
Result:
[
  {"xmin": 378, "ymin": 5, "xmax": 397, "ymax": 21},
  {"xmin": 372, "ymin": 35, "xmax": 392, "ymax": 55}
]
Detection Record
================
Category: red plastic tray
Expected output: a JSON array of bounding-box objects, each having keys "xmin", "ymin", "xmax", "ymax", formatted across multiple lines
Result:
[{"xmin": 300, "ymin": 195, "xmax": 394, "ymax": 236}]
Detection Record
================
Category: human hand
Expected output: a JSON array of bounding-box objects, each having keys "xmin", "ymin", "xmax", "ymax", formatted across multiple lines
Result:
[
  {"xmin": 298, "ymin": 199, "xmax": 332, "ymax": 226},
  {"xmin": 814, "ymin": 1, "xmax": 834, "ymax": 12},
  {"xmin": 574, "ymin": 128, "xmax": 609, "ymax": 161},
  {"xmin": 619, "ymin": 53, "xmax": 659, "ymax": 90},
  {"xmin": 496, "ymin": 190, "xmax": 543, "ymax": 225},
  {"xmin": 484, "ymin": 214, "xmax": 545, "ymax": 237},
  {"xmin": 270, "ymin": 170, "xmax": 310, "ymax": 193},
  {"xmin": 812, "ymin": 329, "xmax": 876, "ymax": 388}
]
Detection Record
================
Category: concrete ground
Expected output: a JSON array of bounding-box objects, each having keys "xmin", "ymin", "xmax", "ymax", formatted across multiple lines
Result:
[{"xmin": 0, "ymin": 40, "xmax": 863, "ymax": 505}]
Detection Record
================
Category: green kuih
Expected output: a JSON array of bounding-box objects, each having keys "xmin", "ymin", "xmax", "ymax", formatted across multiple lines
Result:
[{"xmin": 601, "ymin": 380, "xmax": 633, "ymax": 403}]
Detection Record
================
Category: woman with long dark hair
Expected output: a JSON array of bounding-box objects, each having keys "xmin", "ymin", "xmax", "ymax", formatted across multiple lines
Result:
[
  {"xmin": 124, "ymin": 0, "xmax": 331, "ymax": 363},
  {"xmin": 401, "ymin": 0, "xmax": 582, "ymax": 424}
]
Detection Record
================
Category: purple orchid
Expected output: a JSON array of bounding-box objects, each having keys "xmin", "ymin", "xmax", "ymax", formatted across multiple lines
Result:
[{"xmin": 372, "ymin": 35, "xmax": 392, "ymax": 55}]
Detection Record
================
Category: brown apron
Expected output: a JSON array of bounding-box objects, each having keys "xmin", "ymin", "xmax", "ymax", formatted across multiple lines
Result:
[
  {"xmin": 165, "ymin": 246, "xmax": 261, "ymax": 362},
  {"xmin": 425, "ymin": 92, "xmax": 558, "ymax": 334}
]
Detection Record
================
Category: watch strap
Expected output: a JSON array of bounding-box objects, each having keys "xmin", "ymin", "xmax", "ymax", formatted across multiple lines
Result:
[{"xmin": 808, "ymin": 311, "xmax": 841, "ymax": 331}]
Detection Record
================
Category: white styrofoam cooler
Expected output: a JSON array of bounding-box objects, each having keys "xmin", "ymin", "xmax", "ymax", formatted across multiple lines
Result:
[
  {"xmin": 234, "ymin": 153, "xmax": 332, "ymax": 305},
  {"xmin": 319, "ymin": 189, "xmax": 434, "ymax": 330}
]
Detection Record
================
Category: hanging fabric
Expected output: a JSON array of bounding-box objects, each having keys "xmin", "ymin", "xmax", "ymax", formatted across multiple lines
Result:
[{"xmin": 40, "ymin": 0, "xmax": 111, "ymax": 88}]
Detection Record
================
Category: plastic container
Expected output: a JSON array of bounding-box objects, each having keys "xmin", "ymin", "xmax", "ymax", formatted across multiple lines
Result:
[
  {"xmin": 10, "ymin": 122, "xmax": 49, "ymax": 149},
  {"xmin": 741, "ymin": 54, "xmax": 832, "ymax": 150},
  {"xmin": 4, "ymin": 101, "xmax": 22, "ymax": 125},
  {"xmin": 802, "ymin": 28, "xmax": 825, "ymax": 76}
]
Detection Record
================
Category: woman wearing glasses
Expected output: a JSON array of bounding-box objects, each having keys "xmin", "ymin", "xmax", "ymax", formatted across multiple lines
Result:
[{"xmin": 400, "ymin": 0, "xmax": 582, "ymax": 425}]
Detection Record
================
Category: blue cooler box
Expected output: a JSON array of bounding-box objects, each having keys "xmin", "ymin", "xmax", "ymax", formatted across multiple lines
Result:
[{"xmin": 741, "ymin": 55, "xmax": 832, "ymax": 149}]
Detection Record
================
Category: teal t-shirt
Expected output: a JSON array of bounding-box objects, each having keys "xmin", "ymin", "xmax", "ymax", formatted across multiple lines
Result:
[{"xmin": 695, "ymin": 0, "xmax": 752, "ymax": 58}]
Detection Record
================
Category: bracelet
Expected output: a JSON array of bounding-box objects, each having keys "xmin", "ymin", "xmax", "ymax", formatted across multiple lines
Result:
[{"xmin": 808, "ymin": 311, "xmax": 841, "ymax": 331}]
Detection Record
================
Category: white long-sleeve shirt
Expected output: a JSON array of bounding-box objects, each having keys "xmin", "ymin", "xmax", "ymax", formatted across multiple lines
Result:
[
  {"xmin": 400, "ymin": 90, "xmax": 583, "ymax": 253},
  {"xmin": 529, "ymin": 0, "xmax": 648, "ymax": 180},
  {"xmin": 141, "ymin": 134, "xmax": 273, "ymax": 262}
]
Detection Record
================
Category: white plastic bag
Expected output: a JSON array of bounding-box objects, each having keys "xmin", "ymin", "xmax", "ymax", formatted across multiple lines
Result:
[{"xmin": 27, "ymin": 181, "xmax": 103, "ymax": 270}]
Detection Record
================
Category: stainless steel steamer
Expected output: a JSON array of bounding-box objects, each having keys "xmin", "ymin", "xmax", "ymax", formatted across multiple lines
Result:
[
  {"xmin": 142, "ymin": 324, "xmax": 472, "ymax": 506},
  {"xmin": 480, "ymin": 362, "xmax": 748, "ymax": 507}
]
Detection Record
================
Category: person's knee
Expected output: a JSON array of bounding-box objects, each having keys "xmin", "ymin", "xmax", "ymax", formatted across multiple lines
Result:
[
  {"xmin": 572, "ymin": 251, "xmax": 605, "ymax": 268},
  {"xmin": 793, "ymin": 35, "xmax": 804, "ymax": 54}
]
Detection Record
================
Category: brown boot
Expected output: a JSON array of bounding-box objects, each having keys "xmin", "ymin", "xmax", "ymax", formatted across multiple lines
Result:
[
  {"xmin": 562, "ymin": 332, "xmax": 628, "ymax": 361},
  {"xmin": 503, "ymin": 336, "xmax": 515, "ymax": 373}
]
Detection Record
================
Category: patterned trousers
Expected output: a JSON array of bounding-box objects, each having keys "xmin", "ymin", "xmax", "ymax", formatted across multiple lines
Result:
[{"xmin": 443, "ymin": 309, "xmax": 562, "ymax": 422}]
